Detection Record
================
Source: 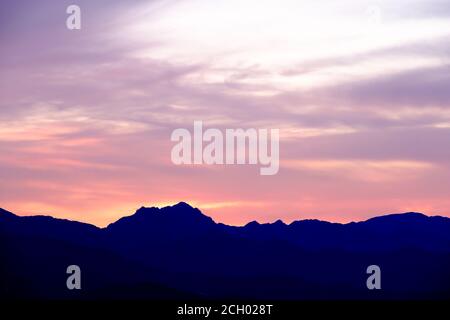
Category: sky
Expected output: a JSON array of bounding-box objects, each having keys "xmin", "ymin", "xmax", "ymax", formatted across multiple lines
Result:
[{"xmin": 1, "ymin": 0, "xmax": 450, "ymax": 227}]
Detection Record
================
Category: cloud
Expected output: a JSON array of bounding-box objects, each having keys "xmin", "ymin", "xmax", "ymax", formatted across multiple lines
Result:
[{"xmin": 1, "ymin": 0, "xmax": 450, "ymax": 225}]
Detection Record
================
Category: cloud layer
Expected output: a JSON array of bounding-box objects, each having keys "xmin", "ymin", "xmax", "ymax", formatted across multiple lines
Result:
[{"xmin": 1, "ymin": 0, "xmax": 450, "ymax": 226}]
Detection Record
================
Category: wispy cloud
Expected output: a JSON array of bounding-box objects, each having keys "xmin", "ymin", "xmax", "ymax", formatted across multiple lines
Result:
[{"xmin": 1, "ymin": 0, "xmax": 450, "ymax": 225}]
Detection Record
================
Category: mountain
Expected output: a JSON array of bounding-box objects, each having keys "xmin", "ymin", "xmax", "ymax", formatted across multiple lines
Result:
[{"xmin": 1, "ymin": 203, "xmax": 450, "ymax": 300}]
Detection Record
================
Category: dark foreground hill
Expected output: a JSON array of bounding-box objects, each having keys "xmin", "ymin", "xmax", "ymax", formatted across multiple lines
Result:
[{"xmin": 1, "ymin": 203, "xmax": 450, "ymax": 299}]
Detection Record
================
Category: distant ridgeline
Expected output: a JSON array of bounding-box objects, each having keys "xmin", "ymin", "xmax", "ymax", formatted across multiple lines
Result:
[{"xmin": 1, "ymin": 203, "xmax": 450, "ymax": 299}]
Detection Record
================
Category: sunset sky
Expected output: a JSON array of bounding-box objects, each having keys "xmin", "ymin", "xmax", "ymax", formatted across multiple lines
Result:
[{"xmin": 1, "ymin": 0, "xmax": 450, "ymax": 226}]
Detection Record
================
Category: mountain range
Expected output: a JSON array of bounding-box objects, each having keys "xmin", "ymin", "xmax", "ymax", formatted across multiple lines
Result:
[{"xmin": 1, "ymin": 202, "xmax": 450, "ymax": 299}]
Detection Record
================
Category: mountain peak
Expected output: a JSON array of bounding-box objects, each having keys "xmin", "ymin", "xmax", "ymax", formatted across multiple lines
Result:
[
  {"xmin": 273, "ymin": 219, "xmax": 286, "ymax": 226},
  {"xmin": 172, "ymin": 201, "xmax": 195, "ymax": 210},
  {"xmin": 134, "ymin": 202, "xmax": 195, "ymax": 215},
  {"xmin": 106, "ymin": 202, "xmax": 215, "ymax": 232},
  {"xmin": 365, "ymin": 211, "xmax": 428, "ymax": 224},
  {"xmin": 245, "ymin": 221, "xmax": 260, "ymax": 227},
  {"xmin": 161, "ymin": 202, "xmax": 211, "ymax": 221}
]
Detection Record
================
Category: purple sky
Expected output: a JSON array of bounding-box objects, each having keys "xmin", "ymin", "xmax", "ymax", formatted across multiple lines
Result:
[{"xmin": 1, "ymin": 0, "xmax": 450, "ymax": 226}]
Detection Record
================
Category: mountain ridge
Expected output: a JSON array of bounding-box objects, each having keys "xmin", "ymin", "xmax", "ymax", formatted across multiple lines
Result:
[
  {"xmin": 1, "ymin": 201, "xmax": 450, "ymax": 299},
  {"xmin": 1, "ymin": 202, "xmax": 448, "ymax": 229}
]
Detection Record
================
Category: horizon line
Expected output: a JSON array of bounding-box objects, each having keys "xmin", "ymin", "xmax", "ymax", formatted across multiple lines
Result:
[{"xmin": 0, "ymin": 201, "xmax": 442, "ymax": 229}]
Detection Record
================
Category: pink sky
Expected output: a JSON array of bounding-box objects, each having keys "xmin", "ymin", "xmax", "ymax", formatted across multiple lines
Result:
[{"xmin": 1, "ymin": 0, "xmax": 450, "ymax": 226}]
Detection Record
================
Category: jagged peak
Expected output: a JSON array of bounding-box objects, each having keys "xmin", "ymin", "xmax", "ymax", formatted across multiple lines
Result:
[
  {"xmin": 244, "ymin": 219, "xmax": 286, "ymax": 228},
  {"xmin": 107, "ymin": 202, "xmax": 214, "ymax": 230},
  {"xmin": 273, "ymin": 219, "xmax": 286, "ymax": 226},
  {"xmin": 134, "ymin": 202, "xmax": 195, "ymax": 214}
]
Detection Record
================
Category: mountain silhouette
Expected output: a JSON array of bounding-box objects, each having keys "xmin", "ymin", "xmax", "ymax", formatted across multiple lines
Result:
[{"xmin": 1, "ymin": 202, "xmax": 450, "ymax": 299}]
